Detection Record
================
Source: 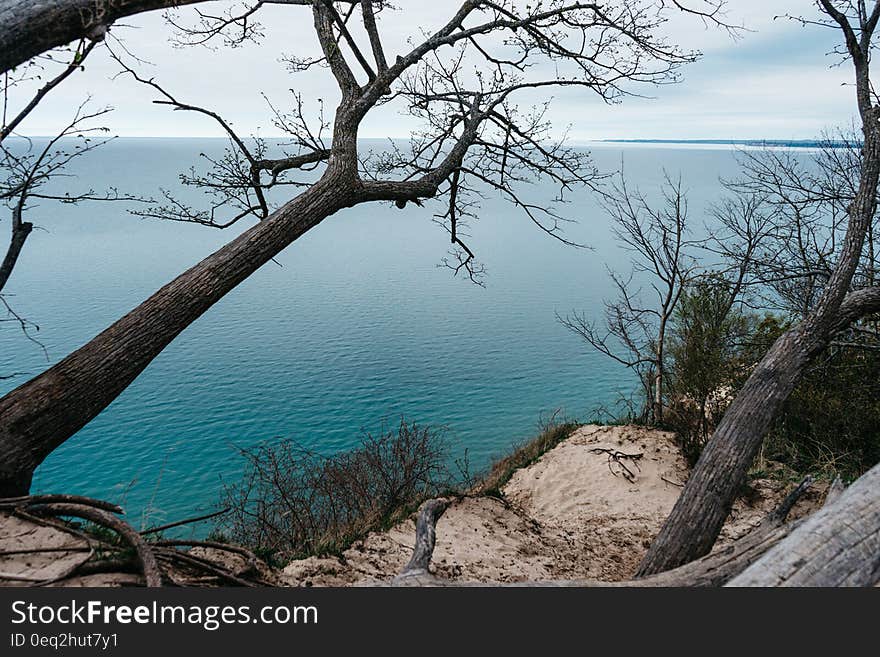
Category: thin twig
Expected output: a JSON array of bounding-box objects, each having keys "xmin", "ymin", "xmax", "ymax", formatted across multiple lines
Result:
[{"xmin": 140, "ymin": 507, "xmax": 230, "ymax": 536}]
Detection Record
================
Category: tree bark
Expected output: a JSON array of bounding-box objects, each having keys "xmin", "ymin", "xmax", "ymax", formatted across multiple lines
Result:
[
  {"xmin": 727, "ymin": 462, "xmax": 880, "ymax": 587},
  {"xmin": 0, "ymin": 209, "xmax": 32, "ymax": 292},
  {"xmin": 0, "ymin": 173, "xmax": 354, "ymax": 496},
  {"xmin": 0, "ymin": 0, "xmax": 207, "ymax": 76},
  {"xmin": 636, "ymin": 16, "xmax": 880, "ymax": 573}
]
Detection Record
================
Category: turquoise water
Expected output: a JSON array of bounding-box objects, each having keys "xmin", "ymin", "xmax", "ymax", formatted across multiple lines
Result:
[{"xmin": 0, "ymin": 140, "xmax": 744, "ymax": 527}]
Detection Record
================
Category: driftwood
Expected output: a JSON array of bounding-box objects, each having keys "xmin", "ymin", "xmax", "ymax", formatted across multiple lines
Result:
[
  {"xmin": 394, "ymin": 498, "xmax": 452, "ymax": 583},
  {"xmin": 391, "ymin": 476, "xmax": 857, "ymax": 587},
  {"xmin": 727, "ymin": 464, "xmax": 880, "ymax": 587},
  {"xmin": 589, "ymin": 448, "xmax": 644, "ymax": 483}
]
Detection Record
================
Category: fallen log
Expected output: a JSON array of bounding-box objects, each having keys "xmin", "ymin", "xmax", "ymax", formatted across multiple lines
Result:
[{"xmin": 727, "ymin": 463, "xmax": 880, "ymax": 587}]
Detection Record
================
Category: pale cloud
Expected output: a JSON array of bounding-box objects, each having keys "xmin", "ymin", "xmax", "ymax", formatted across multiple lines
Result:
[{"xmin": 13, "ymin": 0, "xmax": 860, "ymax": 141}]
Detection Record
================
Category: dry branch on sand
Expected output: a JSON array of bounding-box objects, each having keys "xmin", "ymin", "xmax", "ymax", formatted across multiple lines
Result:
[
  {"xmin": 0, "ymin": 497, "xmax": 271, "ymax": 587},
  {"xmin": 589, "ymin": 447, "xmax": 644, "ymax": 483}
]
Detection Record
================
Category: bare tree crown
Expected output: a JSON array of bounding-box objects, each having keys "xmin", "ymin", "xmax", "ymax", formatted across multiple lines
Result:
[{"xmin": 103, "ymin": 0, "xmax": 733, "ymax": 281}]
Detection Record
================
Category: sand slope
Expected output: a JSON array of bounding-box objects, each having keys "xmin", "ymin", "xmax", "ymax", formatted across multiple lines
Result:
[
  {"xmin": 0, "ymin": 512, "xmax": 92, "ymax": 586},
  {"xmin": 0, "ymin": 424, "xmax": 822, "ymax": 587},
  {"xmin": 281, "ymin": 424, "xmax": 823, "ymax": 586}
]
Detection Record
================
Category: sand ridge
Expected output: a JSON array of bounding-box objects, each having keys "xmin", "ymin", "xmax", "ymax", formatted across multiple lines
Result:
[
  {"xmin": 0, "ymin": 424, "xmax": 821, "ymax": 587},
  {"xmin": 281, "ymin": 424, "xmax": 822, "ymax": 586}
]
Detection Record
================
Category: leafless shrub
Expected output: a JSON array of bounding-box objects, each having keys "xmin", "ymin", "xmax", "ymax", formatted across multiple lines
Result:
[{"xmin": 218, "ymin": 419, "xmax": 452, "ymax": 562}]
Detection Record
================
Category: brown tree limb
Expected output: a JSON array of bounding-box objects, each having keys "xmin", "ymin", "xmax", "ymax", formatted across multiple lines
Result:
[
  {"xmin": 0, "ymin": 494, "xmax": 123, "ymax": 514},
  {"xmin": 360, "ymin": 0, "xmax": 388, "ymax": 75},
  {"xmin": 140, "ymin": 507, "xmax": 230, "ymax": 536},
  {"xmin": 0, "ymin": 0, "xmax": 206, "ymax": 75},
  {"xmin": 589, "ymin": 447, "xmax": 644, "ymax": 483}
]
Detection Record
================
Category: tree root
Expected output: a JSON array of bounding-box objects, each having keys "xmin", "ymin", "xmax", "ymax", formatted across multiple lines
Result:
[
  {"xmin": 30, "ymin": 503, "xmax": 162, "ymax": 587},
  {"xmin": 0, "ymin": 494, "xmax": 123, "ymax": 513},
  {"xmin": 151, "ymin": 540, "xmax": 262, "ymax": 579},
  {"xmin": 154, "ymin": 548, "xmax": 259, "ymax": 587},
  {"xmin": 0, "ymin": 496, "xmax": 267, "ymax": 587}
]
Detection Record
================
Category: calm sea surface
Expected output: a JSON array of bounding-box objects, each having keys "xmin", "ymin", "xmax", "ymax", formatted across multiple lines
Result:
[{"xmin": 0, "ymin": 139, "xmax": 746, "ymax": 527}]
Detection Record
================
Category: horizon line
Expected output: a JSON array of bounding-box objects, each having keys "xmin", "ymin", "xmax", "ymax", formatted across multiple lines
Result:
[{"xmin": 8, "ymin": 135, "xmax": 831, "ymax": 145}]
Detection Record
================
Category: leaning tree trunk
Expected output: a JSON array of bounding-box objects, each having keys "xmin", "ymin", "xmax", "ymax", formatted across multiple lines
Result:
[
  {"xmin": 637, "ymin": 114, "xmax": 880, "ymax": 575},
  {"xmin": 0, "ymin": 173, "xmax": 353, "ymax": 496},
  {"xmin": 0, "ymin": 0, "xmax": 207, "ymax": 76}
]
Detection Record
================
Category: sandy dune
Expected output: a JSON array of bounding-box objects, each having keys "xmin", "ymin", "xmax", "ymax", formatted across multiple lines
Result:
[
  {"xmin": 0, "ymin": 424, "xmax": 822, "ymax": 587},
  {"xmin": 281, "ymin": 424, "xmax": 823, "ymax": 586}
]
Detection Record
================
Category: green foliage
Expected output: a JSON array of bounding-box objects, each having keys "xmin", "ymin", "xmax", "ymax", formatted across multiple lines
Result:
[
  {"xmin": 663, "ymin": 279, "xmax": 880, "ymax": 477},
  {"xmin": 664, "ymin": 275, "xmax": 753, "ymax": 463},
  {"xmin": 761, "ymin": 322, "xmax": 880, "ymax": 479}
]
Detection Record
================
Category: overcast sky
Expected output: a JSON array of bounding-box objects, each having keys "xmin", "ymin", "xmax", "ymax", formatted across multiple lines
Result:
[{"xmin": 16, "ymin": 0, "xmax": 857, "ymax": 141}]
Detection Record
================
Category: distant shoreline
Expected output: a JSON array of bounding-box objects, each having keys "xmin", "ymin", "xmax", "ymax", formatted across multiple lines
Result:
[{"xmin": 598, "ymin": 138, "xmax": 850, "ymax": 148}]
